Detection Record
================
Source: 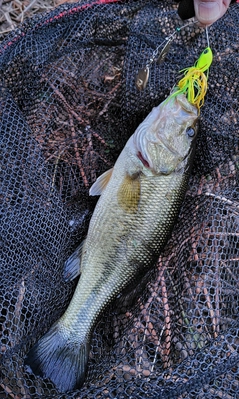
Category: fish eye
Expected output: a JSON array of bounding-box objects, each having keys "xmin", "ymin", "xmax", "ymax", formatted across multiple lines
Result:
[{"xmin": 186, "ymin": 127, "xmax": 195, "ymax": 138}]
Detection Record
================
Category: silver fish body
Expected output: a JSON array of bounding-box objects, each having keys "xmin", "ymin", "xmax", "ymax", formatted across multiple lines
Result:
[{"xmin": 25, "ymin": 93, "xmax": 198, "ymax": 392}]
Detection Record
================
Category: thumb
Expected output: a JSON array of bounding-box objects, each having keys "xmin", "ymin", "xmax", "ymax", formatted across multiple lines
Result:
[{"xmin": 193, "ymin": 0, "xmax": 222, "ymax": 25}]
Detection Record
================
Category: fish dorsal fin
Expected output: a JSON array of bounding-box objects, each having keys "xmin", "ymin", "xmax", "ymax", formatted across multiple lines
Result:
[
  {"xmin": 117, "ymin": 173, "xmax": 141, "ymax": 213},
  {"xmin": 64, "ymin": 240, "xmax": 85, "ymax": 282},
  {"xmin": 89, "ymin": 168, "xmax": 114, "ymax": 196}
]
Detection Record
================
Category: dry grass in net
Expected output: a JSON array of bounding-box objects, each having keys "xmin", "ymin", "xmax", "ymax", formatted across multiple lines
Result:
[{"xmin": 0, "ymin": 0, "xmax": 77, "ymax": 40}]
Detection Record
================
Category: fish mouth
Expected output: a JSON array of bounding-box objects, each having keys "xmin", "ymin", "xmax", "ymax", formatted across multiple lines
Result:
[{"xmin": 177, "ymin": 94, "xmax": 199, "ymax": 116}]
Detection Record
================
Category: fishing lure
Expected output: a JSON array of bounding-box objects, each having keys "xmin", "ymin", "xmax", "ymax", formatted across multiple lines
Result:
[
  {"xmin": 168, "ymin": 46, "xmax": 213, "ymax": 109},
  {"xmin": 135, "ymin": 23, "xmax": 213, "ymax": 105}
]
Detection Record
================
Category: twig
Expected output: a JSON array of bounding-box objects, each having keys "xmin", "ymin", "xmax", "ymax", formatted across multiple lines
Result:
[
  {"xmin": 46, "ymin": 80, "xmax": 107, "ymax": 152},
  {"xmin": 92, "ymin": 131, "xmax": 107, "ymax": 146},
  {"xmin": 0, "ymin": 378, "xmax": 30, "ymax": 399},
  {"xmin": 8, "ymin": 278, "xmax": 25, "ymax": 348},
  {"xmin": 0, "ymin": 383, "xmax": 20, "ymax": 399},
  {"xmin": 151, "ymin": 326, "xmax": 165, "ymax": 373},
  {"xmin": 137, "ymin": 318, "xmax": 147, "ymax": 375},
  {"xmin": 213, "ymin": 243, "xmax": 220, "ymax": 335},
  {"xmin": 86, "ymin": 128, "xmax": 97, "ymax": 183},
  {"xmin": 167, "ymin": 269, "xmax": 205, "ymax": 350},
  {"xmin": 160, "ymin": 270, "xmax": 171, "ymax": 367},
  {"xmin": 98, "ymin": 81, "xmax": 121, "ymax": 116},
  {"xmin": 203, "ymin": 286, "xmax": 218, "ymax": 338},
  {"xmin": 46, "ymin": 80, "xmax": 86, "ymax": 124},
  {"xmin": 205, "ymin": 192, "xmax": 239, "ymax": 212},
  {"xmin": 223, "ymin": 261, "xmax": 239, "ymax": 288},
  {"xmin": 208, "ymin": 388, "xmax": 234, "ymax": 399},
  {"xmin": 49, "ymin": 147, "xmax": 66, "ymax": 196},
  {"xmin": 69, "ymin": 114, "xmax": 89, "ymax": 188}
]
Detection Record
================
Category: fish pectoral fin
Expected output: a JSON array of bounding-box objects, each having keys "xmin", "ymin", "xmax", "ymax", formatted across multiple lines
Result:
[
  {"xmin": 64, "ymin": 240, "xmax": 85, "ymax": 282},
  {"xmin": 89, "ymin": 168, "xmax": 114, "ymax": 196},
  {"xmin": 117, "ymin": 173, "xmax": 141, "ymax": 212}
]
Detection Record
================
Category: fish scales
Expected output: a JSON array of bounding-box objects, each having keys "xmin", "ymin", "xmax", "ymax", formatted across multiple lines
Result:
[
  {"xmin": 62, "ymin": 171, "xmax": 189, "ymax": 330},
  {"xmin": 25, "ymin": 93, "xmax": 198, "ymax": 393}
]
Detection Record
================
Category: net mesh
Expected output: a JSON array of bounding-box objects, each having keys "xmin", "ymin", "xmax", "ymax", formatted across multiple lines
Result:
[{"xmin": 0, "ymin": 0, "xmax": 239, "ymax": 398}]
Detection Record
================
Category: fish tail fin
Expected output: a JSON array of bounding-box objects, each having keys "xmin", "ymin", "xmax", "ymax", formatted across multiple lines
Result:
[{"xmin": 25, "ymin": 323, "xmax": 90, "ymax": 393}]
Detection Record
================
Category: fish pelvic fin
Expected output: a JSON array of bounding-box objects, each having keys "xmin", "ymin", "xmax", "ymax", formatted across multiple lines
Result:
[
  {"xmin": 25, "ymin": 323, "xmax": 90, "ymax": 393},
  {"xmin": 64, "ymin": 239, "xmax": 85, "ymax": 281}
]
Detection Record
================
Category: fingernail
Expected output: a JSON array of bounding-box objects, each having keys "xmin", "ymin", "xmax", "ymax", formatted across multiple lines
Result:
[{"xmin": 195, "ymin": 1, "xmax": 221, "ymax": 24}]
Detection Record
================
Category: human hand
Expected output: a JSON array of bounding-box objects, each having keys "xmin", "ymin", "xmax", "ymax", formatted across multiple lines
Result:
[
  {"xmin": 176, "ymin": 0, "xmax": 232, "ymax": 26},
  {"xmin": 194, "ymin": 0, "xmax": 231, "ymax": 26}
]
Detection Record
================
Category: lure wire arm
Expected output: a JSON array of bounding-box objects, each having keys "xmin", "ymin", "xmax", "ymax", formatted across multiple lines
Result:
[{"xmin": 135, "ymin": 19, "xmax": 212, "ymax": 92}]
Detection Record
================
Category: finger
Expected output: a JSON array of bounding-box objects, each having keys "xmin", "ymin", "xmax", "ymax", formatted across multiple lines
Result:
[{"xmin": 193, "ymin": 0, "xmax": 231, "ymax": 26}]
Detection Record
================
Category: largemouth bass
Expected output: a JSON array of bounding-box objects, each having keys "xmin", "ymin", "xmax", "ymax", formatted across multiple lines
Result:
[{"xmin": 26, "ymin": 93, "xmax": 198, "ymax": 392}]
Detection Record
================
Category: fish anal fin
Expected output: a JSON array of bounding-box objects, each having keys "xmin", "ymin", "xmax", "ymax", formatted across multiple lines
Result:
[
  {"xmin": 89, "ymin": 168, "xmax": 113, "ymax": 196},
  {"xmin": 117, "ymin": 173, "xmax": 141, "ymax": 213},
  {"xmin": 64, "ymin": 240, "xmax": 85, "ymax": 282},
  {"xmin": 25, "ymin": 323, "xmax": 90, "ymax": 393}
]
